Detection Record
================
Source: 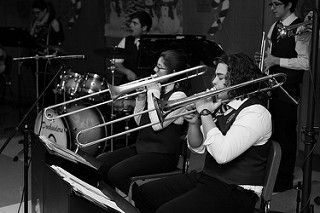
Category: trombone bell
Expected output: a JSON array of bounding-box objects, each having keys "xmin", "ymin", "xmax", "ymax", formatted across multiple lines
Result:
[{"xmin": 278, "ymin": 20, "xmax": 312, "ymax": 38}]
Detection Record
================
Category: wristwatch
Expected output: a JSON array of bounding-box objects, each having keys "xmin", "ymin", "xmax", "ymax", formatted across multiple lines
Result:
[{"xmin": 200, "ymin": 109, "xmax": 211, "ymax": 116}]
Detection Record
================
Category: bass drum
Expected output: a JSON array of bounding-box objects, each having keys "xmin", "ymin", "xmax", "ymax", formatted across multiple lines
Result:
[{"xmin": 34, "ymin": 104, "xmax": 108, "ymax": 156}]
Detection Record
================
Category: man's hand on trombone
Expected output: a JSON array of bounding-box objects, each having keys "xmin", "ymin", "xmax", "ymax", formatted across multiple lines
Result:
[
  {"xmin": 263, "ymin": 52, "xmax": 280, "ymax": 72},
  {"xmin": 183, "ymin": 93, "xmax": 222, "ymax": 124}
]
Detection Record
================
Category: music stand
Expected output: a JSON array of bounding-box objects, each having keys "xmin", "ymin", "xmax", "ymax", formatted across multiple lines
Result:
[{"xmin": 0, "ymin": 27, "xmax": 37, "ymax": 117}]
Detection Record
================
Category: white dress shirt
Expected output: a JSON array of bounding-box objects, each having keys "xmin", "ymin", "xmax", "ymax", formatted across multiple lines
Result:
[
  {"xmin": 188, "ymin": 98, "xmax": 272, "ymax": 196},
  {"xmin": 267, "ymin": 13, "xmax": 310, "ymax": 71},
  {"xmin": 134, "ymin": 84, "xmax": 187, "ymax": 131}
]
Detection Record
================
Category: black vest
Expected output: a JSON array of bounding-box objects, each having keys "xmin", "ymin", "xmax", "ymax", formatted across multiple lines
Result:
[
  {"xmin": 203, "ymin": 98, "xmax": 271, "ymax": 185},
  {"xmin": 136, "ymin": 89, "xmax": 184, "ymax": 155},
  {"xmin": 269, "ymin": 17, "xmax": 304, "ymax": 98},
  {"xmin": 120, "ymin": 36, "xmax": 139, "ymax": 84}
]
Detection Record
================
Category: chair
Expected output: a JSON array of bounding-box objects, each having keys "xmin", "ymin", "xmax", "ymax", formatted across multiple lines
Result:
[
  {"xmin": 254, "ymin": 140, "xmax": 282, "ymax": 213},
  {"xmin": 127, "ymin": 135, "xmax": 191, "ymax": 204}
]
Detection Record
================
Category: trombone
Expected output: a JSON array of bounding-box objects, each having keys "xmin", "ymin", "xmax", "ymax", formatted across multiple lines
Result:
[
  {"xmin": 258, "ymin": 32, "xmax": 299, "ymax": 105},
  {"xmin": 153, "ymin": 72, "xmax": 287, "ymax": 125},
  {"xmin": 74, "ymin": 72, "xmax": 287, "ymax": 149},
  {"xmin": 278, "ymin": 19, "xmax": 313, "ymax": 38},
  {"xmin": 43, "ymin": 65, "xmax": 207, "ymax": 120}
]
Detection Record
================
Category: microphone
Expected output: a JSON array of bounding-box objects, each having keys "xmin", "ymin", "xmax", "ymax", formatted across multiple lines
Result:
[{"xmin": 50, "ymin": 55, "xmax": 86, "ymax": 60}]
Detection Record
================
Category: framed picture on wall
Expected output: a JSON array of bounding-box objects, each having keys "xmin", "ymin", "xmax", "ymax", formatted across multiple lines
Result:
[{"xmin": 104, "ymin": 0, "xmax": 183, "ymax": 37}]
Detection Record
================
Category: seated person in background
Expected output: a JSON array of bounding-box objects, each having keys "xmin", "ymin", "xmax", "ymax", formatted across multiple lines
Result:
[
  {"xmin": 115, "ymin": 11, "xmax": 153, "ymax": 85},
  {"xmin": 82, "ymin": 49, "xmax": 190, "ymax": 195},
  {"xmin": 133, "ymin": 53, "xmax": 273, "ymax": 213}
]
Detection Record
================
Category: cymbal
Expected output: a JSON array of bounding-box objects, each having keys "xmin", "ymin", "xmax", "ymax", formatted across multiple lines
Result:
[
  {"xmin": 93, "ymin": 46, "xmax": 127, "ymax": 59},
  {"xmin": 39, "ymin": 44, "xmax": 70, "ymax": 54}
]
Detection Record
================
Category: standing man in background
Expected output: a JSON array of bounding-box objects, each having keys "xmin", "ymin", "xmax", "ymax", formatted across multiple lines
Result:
[
  {"xmin": 115, "ymin": 11, "xmax": 152, "ymax": 85},
  {"xmin": 255, "ymin": 0, "xmax": 310, "ymax": 192}
]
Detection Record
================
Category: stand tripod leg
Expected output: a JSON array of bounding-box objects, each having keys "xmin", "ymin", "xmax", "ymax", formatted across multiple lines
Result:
[
  {"xmin": 12, "ymin": 139, "xmax": 31, "ymax": 162},
  {"xmin": 23, "ymin": 125, "xmax": 29, "ymax": 213}
]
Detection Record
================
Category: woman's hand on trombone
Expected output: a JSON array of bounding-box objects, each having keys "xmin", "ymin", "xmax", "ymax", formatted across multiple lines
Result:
[{"xmin": 183, "ymin": 104, "xmax": 199, "ymax": 124}]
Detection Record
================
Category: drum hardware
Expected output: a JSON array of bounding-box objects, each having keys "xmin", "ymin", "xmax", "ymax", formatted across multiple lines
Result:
[
  {"xmin": 93, "ymin": 46, "xmax": 128, "ymax": 151},
  {"xmin": 13, "ymin": 54, "xmax": 86, "ymax": 113}
]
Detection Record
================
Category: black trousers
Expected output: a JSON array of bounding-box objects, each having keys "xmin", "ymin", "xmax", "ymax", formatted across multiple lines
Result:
[
  {"xmin": 97, "ymin": 145, "xmax": 179, "ymax": 194},
  {"xmin": 133, "ymin": 172, "xmax": 258, "ymax": 213},
  {"xmin": 269, "ymin": 98, "xmax": 298, "ymax": 191}
]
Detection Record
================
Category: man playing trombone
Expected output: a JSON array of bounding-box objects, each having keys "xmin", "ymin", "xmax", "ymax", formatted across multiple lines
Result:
[
  {"xmin": 254, "ymin": 0, "xmax": 311, "ymax": 192},
  {"xmin": 133, "ymin": 53, "xmax": 273, "ymax": 213},
  {"xmin": 81, "ymin": 49, "xmax": 190, "ymax": 195}
]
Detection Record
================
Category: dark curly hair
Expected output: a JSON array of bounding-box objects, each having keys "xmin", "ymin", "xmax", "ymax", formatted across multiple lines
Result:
[{"xmin": 215, "ymin": 53, "xmax": 269, "ymax": 100}]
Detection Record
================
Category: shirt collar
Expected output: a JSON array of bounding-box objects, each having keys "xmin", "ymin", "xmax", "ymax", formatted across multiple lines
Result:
[
  {"xmin": 227, "ymin": 98, "xmax": 249, "ymax": 110},
  {"xmin": 281, "ymin": 13, "xmax": 298, "ymax": 26},
  {"xmin": 163, "ymin": 83, "xmax": 174, "ymax": 94}
]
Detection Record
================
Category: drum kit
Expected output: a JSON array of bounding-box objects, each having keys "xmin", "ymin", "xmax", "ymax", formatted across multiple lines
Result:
[{"xmin": 30, "ymin": 46, "xmax": 136, "ymax": 156}]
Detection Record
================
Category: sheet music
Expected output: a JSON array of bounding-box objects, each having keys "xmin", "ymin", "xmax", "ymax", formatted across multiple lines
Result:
[
  {"xmin": 39, "ymin": 135, "xmax": 97, "ymax": 169},
  {"xmin": 51, "ymin": 165, "xmax": 124, "ymax": 213}
]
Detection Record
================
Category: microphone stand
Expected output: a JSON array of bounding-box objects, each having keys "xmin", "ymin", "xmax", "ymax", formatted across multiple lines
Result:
[
  {"xmin": 0, "ymin": 65, "xmax": 65, "ymax": 213},
  {"xmin": 300, "ymin": 4, "xmax": 319, "ymax": 213}
]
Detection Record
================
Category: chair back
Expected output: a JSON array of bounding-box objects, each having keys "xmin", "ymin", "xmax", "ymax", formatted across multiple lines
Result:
[{"xmin": 257, "ymin": 140, "xmax": 282, "ymax": 212}]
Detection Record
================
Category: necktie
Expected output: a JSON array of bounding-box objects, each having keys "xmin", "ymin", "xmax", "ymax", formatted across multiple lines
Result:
[{"xmin": 276, "ymin": 20, "xmax": 283, "ymax": 42}]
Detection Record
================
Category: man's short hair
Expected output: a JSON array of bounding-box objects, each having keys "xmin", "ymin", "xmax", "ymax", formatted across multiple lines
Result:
[
  {"xmin": 130, "ymin": 11, "xmax": 152, "ymax": 32},
  {"xmin": 279, "ymin": 0, "xmax": 298, "ymax": 12}
]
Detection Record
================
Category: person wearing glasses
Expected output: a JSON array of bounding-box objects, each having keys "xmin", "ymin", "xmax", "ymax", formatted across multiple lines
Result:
[
  {"xmin": 133, "ymin": 53, "xmax": 272, "ymax": 213},
  {"xmin": 81, "ymin": 49, "xmax": 190, "ymax": 196},
  {"xmin": 254, "ymin": 0, "xmax": 310, "ymax": 192},
  {"xmin": 115, "ymin": 11, "xmax": 153, "ymax": 85}
]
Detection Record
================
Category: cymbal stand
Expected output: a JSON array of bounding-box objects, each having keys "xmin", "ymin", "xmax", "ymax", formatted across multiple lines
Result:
[
  {"xmin": 13, "ymin": 54, "xmax": 55, "ymax": 114},
  {"xmin": 109, "ymin": 58, "xmax": 116, "ymax": 151}
]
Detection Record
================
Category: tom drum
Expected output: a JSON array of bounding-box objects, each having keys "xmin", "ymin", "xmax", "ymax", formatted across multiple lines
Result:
[
  {"xmin": 55, "ymin": 69, "xmax": 83, "ymax": 98},
  {"xmin": 80, "ymin": 73, "xmax": 107, "ymax": 102}
]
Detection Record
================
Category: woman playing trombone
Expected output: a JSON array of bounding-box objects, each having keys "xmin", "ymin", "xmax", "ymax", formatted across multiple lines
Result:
[
  {"xmin": 81, "ymin": 49, "xmax": 190, "ymax": 195},
  {"xmin": 133, "ymin": 53, "xmax": 273, "ymax": 213}
]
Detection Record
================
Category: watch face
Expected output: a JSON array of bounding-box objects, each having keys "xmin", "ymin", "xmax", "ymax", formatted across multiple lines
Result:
[{"xmin": 200, "ymin": 109, "xmax": 211, "ymax": 116}]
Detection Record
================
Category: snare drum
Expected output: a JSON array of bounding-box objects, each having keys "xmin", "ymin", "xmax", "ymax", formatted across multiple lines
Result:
[
  {"xmin": 80, "ymin": 73, "xmax": 106, "ymax": 102},
  {"xmin": 34, "ymin": 104, "xmax": 107, "ymax": 156},
  {"xmin": 55, "ymin": 69, "xmax": 83, "ymax": 98}
]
